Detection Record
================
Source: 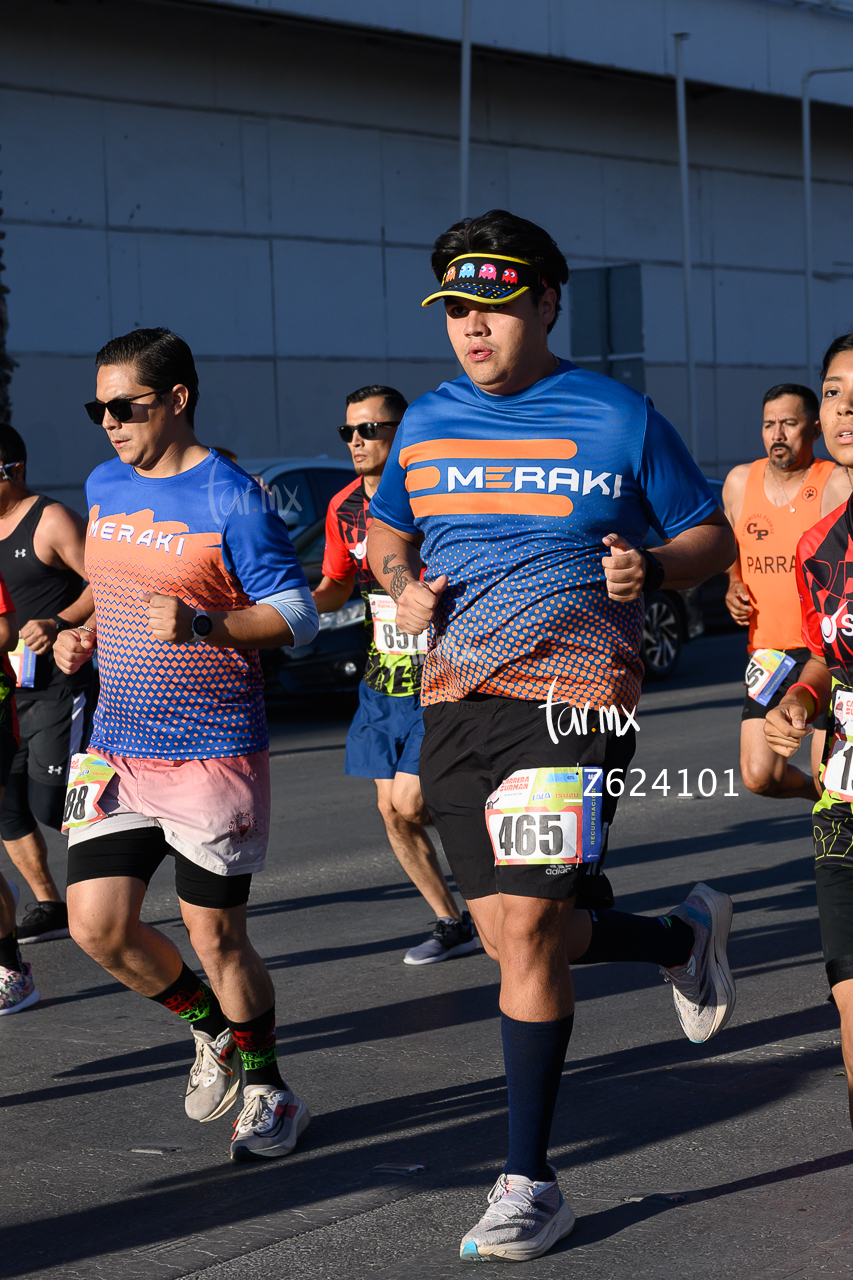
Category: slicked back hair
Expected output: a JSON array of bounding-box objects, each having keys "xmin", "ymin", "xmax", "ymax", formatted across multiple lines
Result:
[
  {"xmin": 95, "ymin": 328, "xmax": 199, "ymax": 426},
  {"xmin": 762, "ymin": 383, "xmax": 819, "ymax": 418},
  {"xmin": 345, "ymin": 384, "xmax": 408, "ymax": 421},
  {"xmin": 430, "ymin": 209, "xmax": 569, "ymax": 333}
]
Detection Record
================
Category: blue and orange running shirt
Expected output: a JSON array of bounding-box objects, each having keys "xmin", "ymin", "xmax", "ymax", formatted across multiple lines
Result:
[
  {"xmin": 85, "ymin": 451, "xmax": 307, "ymax": 760},
  {"xmin": 370, "ymin": 362, "xmax": 718, "ymax": 709}
]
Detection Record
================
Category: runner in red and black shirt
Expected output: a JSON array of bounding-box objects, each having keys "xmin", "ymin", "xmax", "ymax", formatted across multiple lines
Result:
[
  {"xmin": 766, "ymin": 330, "xmax": 853, "ymax": 1134},
  {"xmin": 313, "ymin": 384, "xmax": 477, "ymax": 965}
]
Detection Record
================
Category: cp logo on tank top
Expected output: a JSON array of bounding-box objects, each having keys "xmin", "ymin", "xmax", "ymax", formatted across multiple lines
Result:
[{"xmin": 744, "ymin": 516, "xmax": 773, "ymax": 541}]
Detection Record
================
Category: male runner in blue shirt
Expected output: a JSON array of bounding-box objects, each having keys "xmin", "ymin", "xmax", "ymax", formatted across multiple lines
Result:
[{"xmin": 368, "ymin": 210, "xmax": 737, "ymax": 1261}]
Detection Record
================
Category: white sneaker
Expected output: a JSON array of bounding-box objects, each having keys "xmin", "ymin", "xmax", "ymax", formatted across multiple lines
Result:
[
  {"xmin": 230, "ymin": 1084, "xmax": 310, "ymax": 1162},
  {"xmin": 662, "ymin": 882, "xmax": 735, "ymax": 1043},
  {"xmin": 185, "ymin": 1027, "xmax": 241, "ymax": 1122},
  {"xmin": 460, "ymin": 1168, "xmax": 575, "ymax": 1262}
]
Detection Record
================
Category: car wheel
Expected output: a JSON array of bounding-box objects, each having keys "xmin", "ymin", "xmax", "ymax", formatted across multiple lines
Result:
[{"xmin": 641, "ymin": 593, "xmax": 682, "ymax": 681}]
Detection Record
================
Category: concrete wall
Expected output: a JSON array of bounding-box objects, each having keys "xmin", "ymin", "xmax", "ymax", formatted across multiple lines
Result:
[{"xmin": 2, "ymin": 0, "xmax": 853, "ymax": 511}]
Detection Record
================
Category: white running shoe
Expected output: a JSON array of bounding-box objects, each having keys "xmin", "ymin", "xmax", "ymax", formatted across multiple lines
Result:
[
  {"xmin": 460, "ymin": 1168, "xmax": 575, "ymax": 1262},
  {"xmin": 185, "ymin": 1027, "xmax": 241, "ymax": 1122},
  {"xmin": 662, "ymin": 882, "xmax": 735, "ymax": 1043},
  {"xmin": 230, "ymin": 1084, "xmax": 310, "ymax": 1162}
]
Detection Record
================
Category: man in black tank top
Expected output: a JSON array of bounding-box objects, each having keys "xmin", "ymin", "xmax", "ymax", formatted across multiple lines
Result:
[{"xmin": 0, "ymin": 425, "xmax": 93, "ymax": 944}]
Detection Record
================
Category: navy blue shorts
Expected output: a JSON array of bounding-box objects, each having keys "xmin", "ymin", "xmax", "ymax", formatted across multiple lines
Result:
[{"xmin": 345, "ymin": 682, "xmax": 425, "ymax": 780}]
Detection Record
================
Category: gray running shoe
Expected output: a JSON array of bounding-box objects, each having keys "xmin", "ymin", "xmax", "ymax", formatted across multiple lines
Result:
[
  {"xmin": 185, "ymin": 1027, "xmax": 241, "ymax": 1122},
  {"xmin": 403, "ymin": 912, "xmax": 479, "ymax": 965},
  {"xmin": 460, "ymin": 1168, "xmax": 575, "ymax": 1262},
  {"xmin": 662, "ymin": 881, "xmax": 736, "ymax": 1043},
  {"xmin": 230, "ymin": 1084, "xmax": 310, "ymax": 1162}
]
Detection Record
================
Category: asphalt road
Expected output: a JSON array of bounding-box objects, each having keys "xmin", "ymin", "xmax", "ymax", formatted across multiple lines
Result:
[{"xmin": 3, "ymin": 630, "xmax": 852, "ymax": 1280}]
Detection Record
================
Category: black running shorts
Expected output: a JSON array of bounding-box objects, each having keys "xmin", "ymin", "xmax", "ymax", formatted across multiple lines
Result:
[
  {"xmin": 419, "ymin": 693, "xmax": 636, "ymax": 903},
  {"xmin": 742, "ymin": 647, "xmax": 828, "ymax": 728},
  {"xmin": 813, "ymin": 800, "xmax": 853, "ymax": 987},
  {"xmin": 66, "ymin": 826, "xmax": 252, "ymax": 910}
]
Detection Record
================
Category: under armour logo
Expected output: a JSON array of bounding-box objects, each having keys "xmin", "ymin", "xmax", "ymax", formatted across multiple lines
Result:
[
  {"xmin": 47, "ymin": 765, "xmax": 62, "ymax": 775},
  {"xmin": 14, "ymin": 549, "xmax": 25, "ymax": 558}
]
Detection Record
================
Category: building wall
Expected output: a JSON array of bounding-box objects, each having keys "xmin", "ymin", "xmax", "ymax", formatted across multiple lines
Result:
[{"xmin": 2, "ymin": 0, "xmax": 852, "ymax": 510}]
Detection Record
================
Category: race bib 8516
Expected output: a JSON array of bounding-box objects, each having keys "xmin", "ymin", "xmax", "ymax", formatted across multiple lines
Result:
[
  {"xmin": 485, "ymin": 767, "xmax": 604, "ymax": 866},
  {"xmin": 368, "ymin": 593, "xmax": 428, "ymax": 656}
]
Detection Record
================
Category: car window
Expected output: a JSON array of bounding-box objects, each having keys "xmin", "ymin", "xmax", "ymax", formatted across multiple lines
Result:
[
  {"xmin": 265, "ymin": 470, "xmax": 316, "ymax": 531},
  {"xmin": 297, "ymin": 529, "xmax": 326, "ymax": 566},
  {"xmin": 308, "ymin": 467, "xmax": 353, "ymax": 519}
]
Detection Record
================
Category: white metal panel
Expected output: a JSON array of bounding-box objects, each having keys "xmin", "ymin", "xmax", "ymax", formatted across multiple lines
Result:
[
  {"xmin": 126, "ymin": 233, "xmax": 275, "ymax": 356},
  {"xmin": 384, "ymin": 247, "xmax": 454, "ymax": 361},
  {"xmin": 505, "ymin": 151, "xmax": 606, "ymax": 265},
  {"xmin": 0, "ymin": 90, "xmax": 106, "ymax": 226},
  {"xmin": 272, "ymin": 240, "xmax": 385, "ymax": 357},
  {"xmin": 714, "ymin": 266, "xmax": 805, "ymax": 365},
  {"xmin": 4, "ymin": 226, "xmax": 111, "ymax": 355},
  {"xmin": 708, "ymin": 169, "xmax": 803, "ymax": 272},
  {"xmin": 601, "ymin": 157, "xmax": 682, "ymax": 263},
  {"xmin": 380, "ymin": 135, "xmax": 457, "ymax": 245},
  {"xmin": 267, "ymin": 120, "xmax": 383, "ymax": 240},
  {"xmin": 103, "ymin": 104, "xmax": 245, "ymax": 233}
]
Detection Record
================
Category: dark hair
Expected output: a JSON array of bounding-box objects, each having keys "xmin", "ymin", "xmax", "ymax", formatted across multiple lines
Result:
[
  {"xmin": 762, "ymin": 383, "xmax": 819, "ymax": 418},
  {"xmin": 821, "ymin": 332, "xmax": 853, "ymax": 382},
  {"xmin": 95, "ymin": 327, "xmax": 199, "ymax": 426},
  {"xmin": 345, "ymin": 384, "xmax": 408, "ymax": 421},
  {"xmin": 430, "ymin": 209, "xmax": 569, "ymax": 333},
  {"xmin": 0, "ymin": 423, "xmax": 26, "ymax": 468}
]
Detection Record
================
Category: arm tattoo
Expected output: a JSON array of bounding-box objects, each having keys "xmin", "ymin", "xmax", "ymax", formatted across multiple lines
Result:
[{"xmin": 382, "ymin": 554, "xmax": 411, "ymax": 603}]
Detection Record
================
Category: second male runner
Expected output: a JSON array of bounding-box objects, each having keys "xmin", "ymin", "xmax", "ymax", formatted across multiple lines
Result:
[
  {"xmin": 55, "ymin": 327, "xmax": 318, "ymax": 1161},
  {"xmin": 314, "ymin": 385, "xmax": 477, "ymax": 964}
]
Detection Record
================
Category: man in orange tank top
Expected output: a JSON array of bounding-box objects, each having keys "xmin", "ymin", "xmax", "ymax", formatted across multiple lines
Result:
[{"xmin": 723, "ymin": 383, "xmax": 850, "ymax": 798}]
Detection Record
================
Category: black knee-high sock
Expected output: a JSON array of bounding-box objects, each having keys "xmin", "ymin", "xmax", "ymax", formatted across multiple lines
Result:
[
  {"xmin": 231, "ymin": 1006, "xmax": 285, "ymax": 1088},
  {"xmin": 573, "ymin": 909, "xmax": 694, "ymax": 968},
  {"xmin": 149, "ymin": 962, "xmax": 228, "ymax": 1038},
  {"xmin": 0, "ymin": 930, "xmax": 21, "ymax": 973},
  {"xmin": 502, "ymin": 1012, "xmax": 574, "ymax": 1183}
]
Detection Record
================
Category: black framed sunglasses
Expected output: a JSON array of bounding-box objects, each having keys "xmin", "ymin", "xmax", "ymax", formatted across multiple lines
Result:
[
  {"xmin": 84, "ymin": 390, "xmax": 166, "ymax": 426},
  {"xmin": 337, "ymin": 420, "xmax": 399, "ymax": 443}
]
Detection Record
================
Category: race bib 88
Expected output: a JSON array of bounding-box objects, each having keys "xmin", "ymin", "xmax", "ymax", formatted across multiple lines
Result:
[
  {"xmin": 485, "ymin": 767, "xmax": 604, "ymax": 866},
  {"xmin": 61, "ymin": 753, "xmax": 116, "ymax": 832}
]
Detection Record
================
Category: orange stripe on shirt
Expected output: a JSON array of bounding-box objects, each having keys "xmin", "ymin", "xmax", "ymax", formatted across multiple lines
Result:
[
  {"xmin": 405, "ymin": 466, "xmax": 442, "ymax": 492},
  {"xmin": 409, "ymin": 493, "xmax": 573, "ymax": 517},
  {"xmin": 399, "ymin": 438, "xmax": 578, "ymax": 468}
]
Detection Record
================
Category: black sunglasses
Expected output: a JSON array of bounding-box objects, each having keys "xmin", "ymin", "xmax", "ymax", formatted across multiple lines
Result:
[
  {"xmin": 84, "ymin": 390, "xmax": 166, "ymax": 426},
  {"xmin": 337, "ymin": 420, "xmax": 399, "ymax": 443}
]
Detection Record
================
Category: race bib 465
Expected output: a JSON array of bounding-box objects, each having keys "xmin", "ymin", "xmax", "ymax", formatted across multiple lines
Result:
[{"xmin": 485, "ymin": 767, "xmax": 603, "ymax": 866}]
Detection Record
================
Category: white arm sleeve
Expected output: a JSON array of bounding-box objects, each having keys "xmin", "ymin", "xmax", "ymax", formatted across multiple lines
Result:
[{"xmin": 258, "ymin": 585, "xmax": 319, "ymax": 649}]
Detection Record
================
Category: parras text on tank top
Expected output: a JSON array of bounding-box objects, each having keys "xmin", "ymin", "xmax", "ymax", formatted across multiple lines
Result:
[{"xmin": 733, "ymin": 457, "xmax": 836, "ymax": 652}]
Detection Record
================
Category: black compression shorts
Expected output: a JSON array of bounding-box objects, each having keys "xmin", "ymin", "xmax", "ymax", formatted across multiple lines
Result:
[
  {"xmin": 66, "ymin": 826, "xmax": 252, "ymax": 910},
  {"xmin": 419, "ymin": 693, "xmax": 636, "ymax": 904},
  {"xmin": 742, "ymin": 647, "xmax": 828, "ymax": 728}
]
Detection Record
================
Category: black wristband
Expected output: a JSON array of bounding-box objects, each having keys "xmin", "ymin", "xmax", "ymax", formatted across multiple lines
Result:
[
  {"xmin": 639, "ymin": 550, "xmax": 665, "ymax": 593},
  {"xmin": 52, "ymin": 616, "xmax": 74, "ymax": 633}
]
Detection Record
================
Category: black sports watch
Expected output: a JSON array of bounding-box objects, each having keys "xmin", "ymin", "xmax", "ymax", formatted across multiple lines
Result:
[
  {"xmin": 52, "ymin": 616, "xmax": 74, "ymax": 633},
  {"xmin": 190, "ymin": 611, "xmax": 214, "ymax": 642},
  {"xmin": 639, "ymin": 549, "xmax": 665, "ymax": 594}
]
